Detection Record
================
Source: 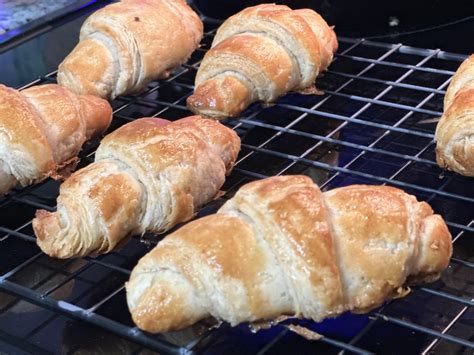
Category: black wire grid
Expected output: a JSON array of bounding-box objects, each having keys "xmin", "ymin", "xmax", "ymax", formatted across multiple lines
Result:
[{"xmin": 0, "ymin": 25, "xmax": 472, "ymax": 354}]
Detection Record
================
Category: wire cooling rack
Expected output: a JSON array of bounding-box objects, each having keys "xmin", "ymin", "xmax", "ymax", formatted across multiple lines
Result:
[{"xmin": 0, "ymin": 24, "xmax": 472, "ymax": 354}]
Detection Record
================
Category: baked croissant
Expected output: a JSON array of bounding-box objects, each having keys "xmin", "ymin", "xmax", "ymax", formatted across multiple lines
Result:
[
  {"xmin": 435, "ymin": 54, "xmax": 474, "ymax": 176},
  {"xmin": 187, "ymin": 4, "xmax": 338, "ymax": 119},
  {"xmin": 0, "ymin": 84, "xmax": 112, "ymax": 195},
  {"xmin": 126, "ymin": 175, "xmax": 452, "ymax": 333},
  {"xmin": 57, "ymin": 0, "xmax": 203, "ymax": 100},
  {"xmin": 33, "ymin": 116, "xmax": 240, "ymax": 259}
]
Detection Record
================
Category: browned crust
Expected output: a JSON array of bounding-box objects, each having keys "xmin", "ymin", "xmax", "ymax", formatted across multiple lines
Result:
[
  {"xmin": 0, "ymin": 84, "xmax": 55, "ymax": 176},
  {"xmin": 101, "ymin": 115, "xmax": 240, "ymax": 173},
  {"xmin": 436, "ymin": 59, "xmax": 474, "ymax": 176},
  {"xmin": 0, "ymin": 83, "xmax": 112, "ymax": 195},
  {"xmin": 58, "ymin": 0, "xmax": 203, "ymax": 99},
  {"xmin": 187, "ymin": 76, "xmax": 253, "ymax": 119},
  {"xmin": 443, "ymin": 54, "xmax": 474, "ymax": 110},
  {"xmin": 127, "ymin": 175, "xmax": 452, "ymax": 333},
  {"xmin": 293, "ymin": 9, "xmax": 338, "ymax": 71},
  {"xmin": 187, "ymin": 4, "xmax": 337, "ymax": 119},
  {"xmin": 34, "ymin": 115, "xmax": 241, "ymax": 259},
  {"xmin": 242, "ymin": 4, "xmax": 322, "ymax": 71}
]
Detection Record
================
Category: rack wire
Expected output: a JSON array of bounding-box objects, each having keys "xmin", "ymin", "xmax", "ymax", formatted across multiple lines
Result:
[{"xmin": 0, "ymin": 20, "xmax": 473, "ymax": 355}]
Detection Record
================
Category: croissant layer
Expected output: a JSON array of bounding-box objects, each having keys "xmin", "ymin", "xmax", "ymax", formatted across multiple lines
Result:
[
  {"xmin": 187, "ymin": 4, "xmax": 337, "ymax": 119},
  {"xmin": 33, "ymin": 116, "xmax": 240, "ymax": 258},
  {"xmin": 58, "ymin": 0, "xmax": 203, "ymax": 100},
  {"xmin": 0, "ymin": 84, "xmax": 112, "ymax": 195},
  {"xmin": 436, "ymin": 54, "xmax": 474, "ymax": 176},
  {"xmin": 126, "ymin": 175, "xmax": 452, "ymax": 333}
]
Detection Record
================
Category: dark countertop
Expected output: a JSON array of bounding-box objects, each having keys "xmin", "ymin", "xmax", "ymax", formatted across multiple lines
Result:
[
  {"xmin": 194, "ymin": 0, "xmax": 474, "ymax": 52},
  {"xmin": 0, "ymin": 0, "xmax": 472, "ymax": 88}
]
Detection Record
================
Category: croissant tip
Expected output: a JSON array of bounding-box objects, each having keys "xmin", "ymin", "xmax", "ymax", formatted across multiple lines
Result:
[
  {"xmin": 32, "ymin": 209, "xmax": 52, "ymax": 241},
  {"xmin": 33, "ymin": 211, "xmax": 70, "ymax": 259}
]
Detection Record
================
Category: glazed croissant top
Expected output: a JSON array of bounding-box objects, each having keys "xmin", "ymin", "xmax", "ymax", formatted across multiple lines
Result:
[
  {"xmin": 126, "ymin": 175, "xmax": 452, "ymax": 333},
  {"xmin": 0, "ymin": 84, "xmax": 112, "ymax": 195},
  {"xmin": 33, "ymin": 116, "xmax": 240, "ymax": 259},
  {"xmin": 58, "ymin": 0, "xmax": 203, "ymax": 100},
  {"xmin": 435, "ymin": 54, "xmax": 474, "ymax": 176},
  {"xmin": 187, "ymin": 4, "xmax": 338, "ymax": 119}
]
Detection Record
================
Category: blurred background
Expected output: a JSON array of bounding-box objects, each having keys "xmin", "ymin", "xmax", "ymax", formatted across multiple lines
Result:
[
  {"xmin": 0, "ymin": 0, "xmax": 472, "ymax": 87},
  {"xmin": 192, "ymin": 0, "xmax": 474, "ymax": 51}
]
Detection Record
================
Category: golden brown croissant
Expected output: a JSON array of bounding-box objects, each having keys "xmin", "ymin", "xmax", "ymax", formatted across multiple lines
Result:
[
  {"xmin": 186, "ymin": 4, "xmax": 338, "ymax": 119},
  {"xmin": 0, "ymin": 84, "xmax": 112, "ymax": 195},
  {"xmin": 126, "ymin": 175, "xmax": 452, "ymax": 333},
  {"xmin": 57, "ymin": 0, "xmax": 203, "ymax": 100},
  {"xmin": 435, "ymin": 54, "xmax": 474, "ymax": 176},
  {"xmin": 33, "ymin": 116, "xmax": 240, "ymax": 259}
]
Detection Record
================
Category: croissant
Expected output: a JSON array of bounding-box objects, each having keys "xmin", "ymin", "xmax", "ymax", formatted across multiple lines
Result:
[
  {"xmin": 126, "ymin": 175, "xmax": 452, "ymax": 333},
  {"xmin": 186, "ymin": 4, "xmax": 338, "ymax": 119},
  {"xmin": 33, "ymin": 116, "xmax": 240, "ymax": 259},
  {"xmin": 57, "ymin": 0, "xmax": 203, "ymax": 100},
  {"xmin": 0, "ymin": 84, "xmax": 112, "ymax": 195},
  {"xmin": 435, "ymin": 54, "xmax": 474, "ymax": 176}
]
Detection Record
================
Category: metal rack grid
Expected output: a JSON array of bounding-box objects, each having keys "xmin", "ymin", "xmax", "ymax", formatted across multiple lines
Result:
[{"xmin": 0, "ymin": 24, "xmax": 473, "ymax": 355}]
